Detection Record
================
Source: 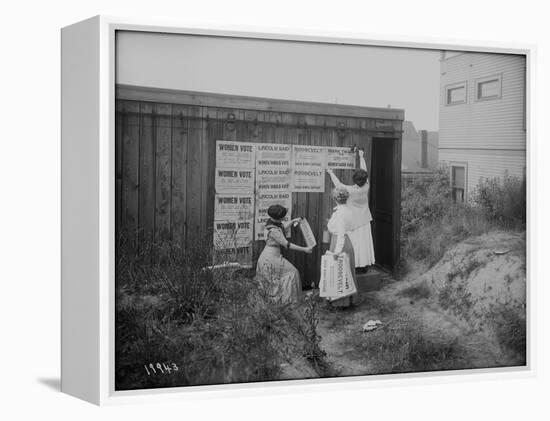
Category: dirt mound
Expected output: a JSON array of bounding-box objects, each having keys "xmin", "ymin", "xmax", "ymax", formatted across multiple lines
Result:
[
  {"xmin": 311, "ymin": 230, "xmax": 527, "ymax": 378},
  {"xmin": 400, "ymin": 231, "xmax": 526, "ymax": 331}
]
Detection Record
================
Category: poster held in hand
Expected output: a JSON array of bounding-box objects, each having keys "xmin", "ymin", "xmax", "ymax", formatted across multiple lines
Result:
[
  {"xmin": 298, "ymin": 218, "xmax": 317, "ymax": 248},
  {"xmin": 319, "ymin": 252, "xmax": 356, "ymax": 299}
]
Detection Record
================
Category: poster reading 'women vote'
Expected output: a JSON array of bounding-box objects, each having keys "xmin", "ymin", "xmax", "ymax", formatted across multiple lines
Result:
[
  {"xmin": 216, "ymin": 140, "xmax": 256, "ymax": 168},
  {"xmin": 214, "ymin": 194, "xmax": 255, "ymax": 220},
  {"xmin": 214, "ymin": 168, "xmax": 255, "ymax": 194},
  {"xmin": 291, "ymin": 145, "xmax": 325, "ymax": 192}
]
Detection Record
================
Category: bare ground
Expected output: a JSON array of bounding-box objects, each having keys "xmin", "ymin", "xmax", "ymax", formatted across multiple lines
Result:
[{"xmin": 283, "ymin": 231, "xmax": 527, "ymax": 379}]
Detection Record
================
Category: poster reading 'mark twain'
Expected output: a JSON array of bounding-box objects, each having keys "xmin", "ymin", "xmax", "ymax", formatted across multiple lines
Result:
[{"xmin": 326, "ymin": 146, "xmax": 356, "ymax": 169}]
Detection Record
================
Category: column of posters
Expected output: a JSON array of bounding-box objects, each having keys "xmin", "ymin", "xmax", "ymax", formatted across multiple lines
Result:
[
  {"xmin": 214, "ymin": 141, "xmax": 256, "ymax": 266},
  {"xmin": 255, "ymin": 143, "xmax": 292, "ymax": 191},
  {"xmin": 254, "ymin": 143, "xmax": 293, "ymax": 239}
]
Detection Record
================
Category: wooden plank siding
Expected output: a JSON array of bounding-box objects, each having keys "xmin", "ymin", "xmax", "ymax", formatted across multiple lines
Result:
[{"xmin": 115, "ymin": 87, "xmax": 403, "ymax": 284}]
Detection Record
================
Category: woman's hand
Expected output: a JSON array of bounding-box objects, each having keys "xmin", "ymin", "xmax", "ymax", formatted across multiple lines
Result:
[{"xmin": 304, "ymin": 246, "xmax": 314, "ymax": 254}]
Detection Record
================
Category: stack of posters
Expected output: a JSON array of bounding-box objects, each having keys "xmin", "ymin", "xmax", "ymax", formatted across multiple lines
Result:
[
  {"xmin": 213, "ymin": 141, "xmax": 256, "ymax": 266},
  {"xmin": 254, "ymin": 143, "xmax": 293, "ymax": 239}
]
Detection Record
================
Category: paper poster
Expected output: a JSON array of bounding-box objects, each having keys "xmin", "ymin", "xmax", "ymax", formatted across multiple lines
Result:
[
  {"xmin": 319, "ymin": 253, "xmax": 356, "ymax": 298},
  {"xmin": 256, "ymin": 143, "xmax": 292, "ymax": 167},
  {"xmin": 255, "ymin": 143, "xmax": 292, "ymax": 191},
  {"xmin": 216, "ymin": 141, "xmax": 255, "ymax": 168},
  {"xmin": 293, "ymin": 145, "xmax": 326, "ymax": 169},
  {"xmin": 212, "ymin": 245, "xmax": 254, "ymax": 268},
  {"xmin": 214, "ymin": 167, "xmax": 255, "ymax": 194},
  {"xmin": 214, "ymin": 194, "xmax": 255, "ymax": 220},
  {"xmin": 299, "ymin": 218, "xmax": 317, "ymax": 248},
  {"xmin": 292, "ymin": 168, "xmax": 325, "ymax": 192},
  {"xmin": 291, "ymin": 145, "xmax": 326, "ymax": 192},
  {"xmin": 254, "ymin": 191, "xmax": 293, "ymax": 241},
  {"xmin": 213, "ymin": 219, "xmax": 254, "ymax": 250},
  {"xmin": 325, "ymin": 146, "xmax": 356, "ymax": 169}
]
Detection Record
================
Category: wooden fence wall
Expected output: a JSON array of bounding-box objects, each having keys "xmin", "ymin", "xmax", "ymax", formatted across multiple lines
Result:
[{"xmin": 116, "ymin": 93, "xmax": 402, "ymax": 285}]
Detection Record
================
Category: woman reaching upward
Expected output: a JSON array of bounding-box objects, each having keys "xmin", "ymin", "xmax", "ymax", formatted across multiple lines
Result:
[{"xmin": 326, "ymin": 148, "xmax": 375, "ymax": 271}]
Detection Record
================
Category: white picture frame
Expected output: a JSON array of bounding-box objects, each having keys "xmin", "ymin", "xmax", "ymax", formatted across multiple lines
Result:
[{"xmin": 61, "ymin": 15, "xmax": 534, "ymax": 406}]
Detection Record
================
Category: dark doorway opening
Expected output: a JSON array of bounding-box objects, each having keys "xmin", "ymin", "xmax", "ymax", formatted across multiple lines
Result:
[{"xmin": 370, "ymin": 138, "xmax": 397, "ymax": 270}]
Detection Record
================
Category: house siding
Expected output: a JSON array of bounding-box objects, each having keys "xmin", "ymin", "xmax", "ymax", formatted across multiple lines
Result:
[
  {"xmin": 439, "ymin": 52, "xmax": 526, "ymax": 199},
  {"xmin": 440, "ymin": 149, "xmax": 526, "ymax": 199},
  {"xmin": 440, "ymin": 53, "xmax": 526, "ymax": 151}
]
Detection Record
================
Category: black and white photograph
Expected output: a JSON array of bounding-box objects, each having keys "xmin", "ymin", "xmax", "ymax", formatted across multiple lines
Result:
[{"xmin": 114, "ymin": 31, "xmax": 527, "ymax": 391}]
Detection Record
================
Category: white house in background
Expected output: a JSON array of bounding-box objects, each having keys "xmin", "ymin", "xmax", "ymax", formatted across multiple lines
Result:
[{"xmin": 438, "ymin": 51, "xmax": 526, "ymax": 202}]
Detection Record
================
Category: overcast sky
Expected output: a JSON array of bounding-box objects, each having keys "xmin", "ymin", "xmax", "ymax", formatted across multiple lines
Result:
[{"xmin": 117, "ymin": 32, "xmax": 442, "ymax": 131}]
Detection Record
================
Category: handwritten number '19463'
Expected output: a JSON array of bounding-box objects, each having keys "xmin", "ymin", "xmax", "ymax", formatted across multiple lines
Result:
[{"xmin": 144, "ymin": 362, "xmax": 179, "ymax": 375}]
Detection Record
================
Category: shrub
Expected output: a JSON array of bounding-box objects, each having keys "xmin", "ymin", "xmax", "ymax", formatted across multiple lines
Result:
[
  {"xmin": 487, "ymin": 304, "xmax": 527, "ymax": 362},
  {"xmin": 471, "ymin": 173, "xmax": 526, "ymax": 229},
  {"xmin": 115, "ymin": 232, "xmax": 326, "ymax": 390}
]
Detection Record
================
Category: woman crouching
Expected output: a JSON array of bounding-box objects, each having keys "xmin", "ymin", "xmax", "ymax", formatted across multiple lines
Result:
[{"xmin": 256, "ymin": 204, "xmax": 314, "ymax": 304}]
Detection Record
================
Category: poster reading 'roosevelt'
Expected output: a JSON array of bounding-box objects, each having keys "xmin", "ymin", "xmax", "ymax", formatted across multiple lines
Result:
[
  {"xmin": 255, "ymin": 143, "xmax": 292, "ymax": 191},
  {"xmin": 291, "ymin": 145, "xmax": 325, "ymax": 192}
]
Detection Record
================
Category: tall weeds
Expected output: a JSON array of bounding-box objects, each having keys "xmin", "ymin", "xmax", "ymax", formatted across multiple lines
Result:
[
  {"xmin": 115, "ymin": 233, "xmax": 326, "ymax": 390},
  {"xmin": 400, "ymin": 167, "xmax": 526, "ymax": 271}
]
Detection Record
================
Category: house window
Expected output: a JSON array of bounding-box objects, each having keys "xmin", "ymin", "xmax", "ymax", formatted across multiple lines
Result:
[
  {"xmin": 475, "ymin": 74, "xmax": 502, "ymax": 101},
  {"xmin": 451, "ymin": 164, "xmax": 467, "ymax": 203},
  {"xmin": 446, "ymin": 82, "xmax": 467, "ymax": 105}
]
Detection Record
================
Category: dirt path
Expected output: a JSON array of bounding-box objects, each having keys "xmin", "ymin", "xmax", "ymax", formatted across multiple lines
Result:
[{"xmin": 315, "ymin": 278, "xmax": 518, "ymax": 377}]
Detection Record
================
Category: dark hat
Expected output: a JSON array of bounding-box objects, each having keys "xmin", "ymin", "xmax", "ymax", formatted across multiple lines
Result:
[{"xmin": 267, "ymin": 204, "xmax": 287, "ymax": 220}]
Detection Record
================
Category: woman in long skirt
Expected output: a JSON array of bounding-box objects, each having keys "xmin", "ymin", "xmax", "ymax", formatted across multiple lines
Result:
[
  {"xmin": 326, "ymin": 148, "xmax": 375, "ymax": 271},
  {"xmin": 326, "ymin": 187, "xmax": 359, "ymax": 308},
  {"xmin": 255, "ymin": 204, "xmax": 314, "ymax": 304}
]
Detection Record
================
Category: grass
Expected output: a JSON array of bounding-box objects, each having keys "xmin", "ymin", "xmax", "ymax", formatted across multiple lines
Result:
[
  {"xmin": 488, "ymin": 304, "xmax": 527, "ymax": 363},
  {"xmin": 352, "ymin": 318, "xmax": 466, "ymax": 374},
  {"xmin": 398, "ymin": 280, "xmax": 431, "ymax": 300},
  {"xmin": 400, "ymin": 169, "xmax": 526, "ymax": 273},
  {"xmin": 115, "ymin": 233, "xmax": 328, "ymax": 390}
]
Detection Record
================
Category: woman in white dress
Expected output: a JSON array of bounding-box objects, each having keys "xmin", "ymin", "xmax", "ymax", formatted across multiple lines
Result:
[
  {"xmin": 326, "ymin": 148, "xmax": 375, "ymax": 271},
  {"xmin": 326, "ymin": 187, "xmax": 359, "ymax": 307}
]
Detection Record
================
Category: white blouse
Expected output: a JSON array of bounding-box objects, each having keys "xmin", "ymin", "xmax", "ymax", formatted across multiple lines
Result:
[
  {"xmin": 327, "ymin": 204, "xmax": 354, "ymax": 254},
  {"xmin": 328, "ymin": 153, "xmax": 373, "ymax": 230}
]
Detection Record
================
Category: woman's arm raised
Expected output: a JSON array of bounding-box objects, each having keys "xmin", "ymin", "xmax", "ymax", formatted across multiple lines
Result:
[
  {"xmin": 359, "ymin": 148, "xmax": 367, "ymax": 171},
  {"xmin": 326, "ymin": 168, "xmax": 343, "ymax": 187}
]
